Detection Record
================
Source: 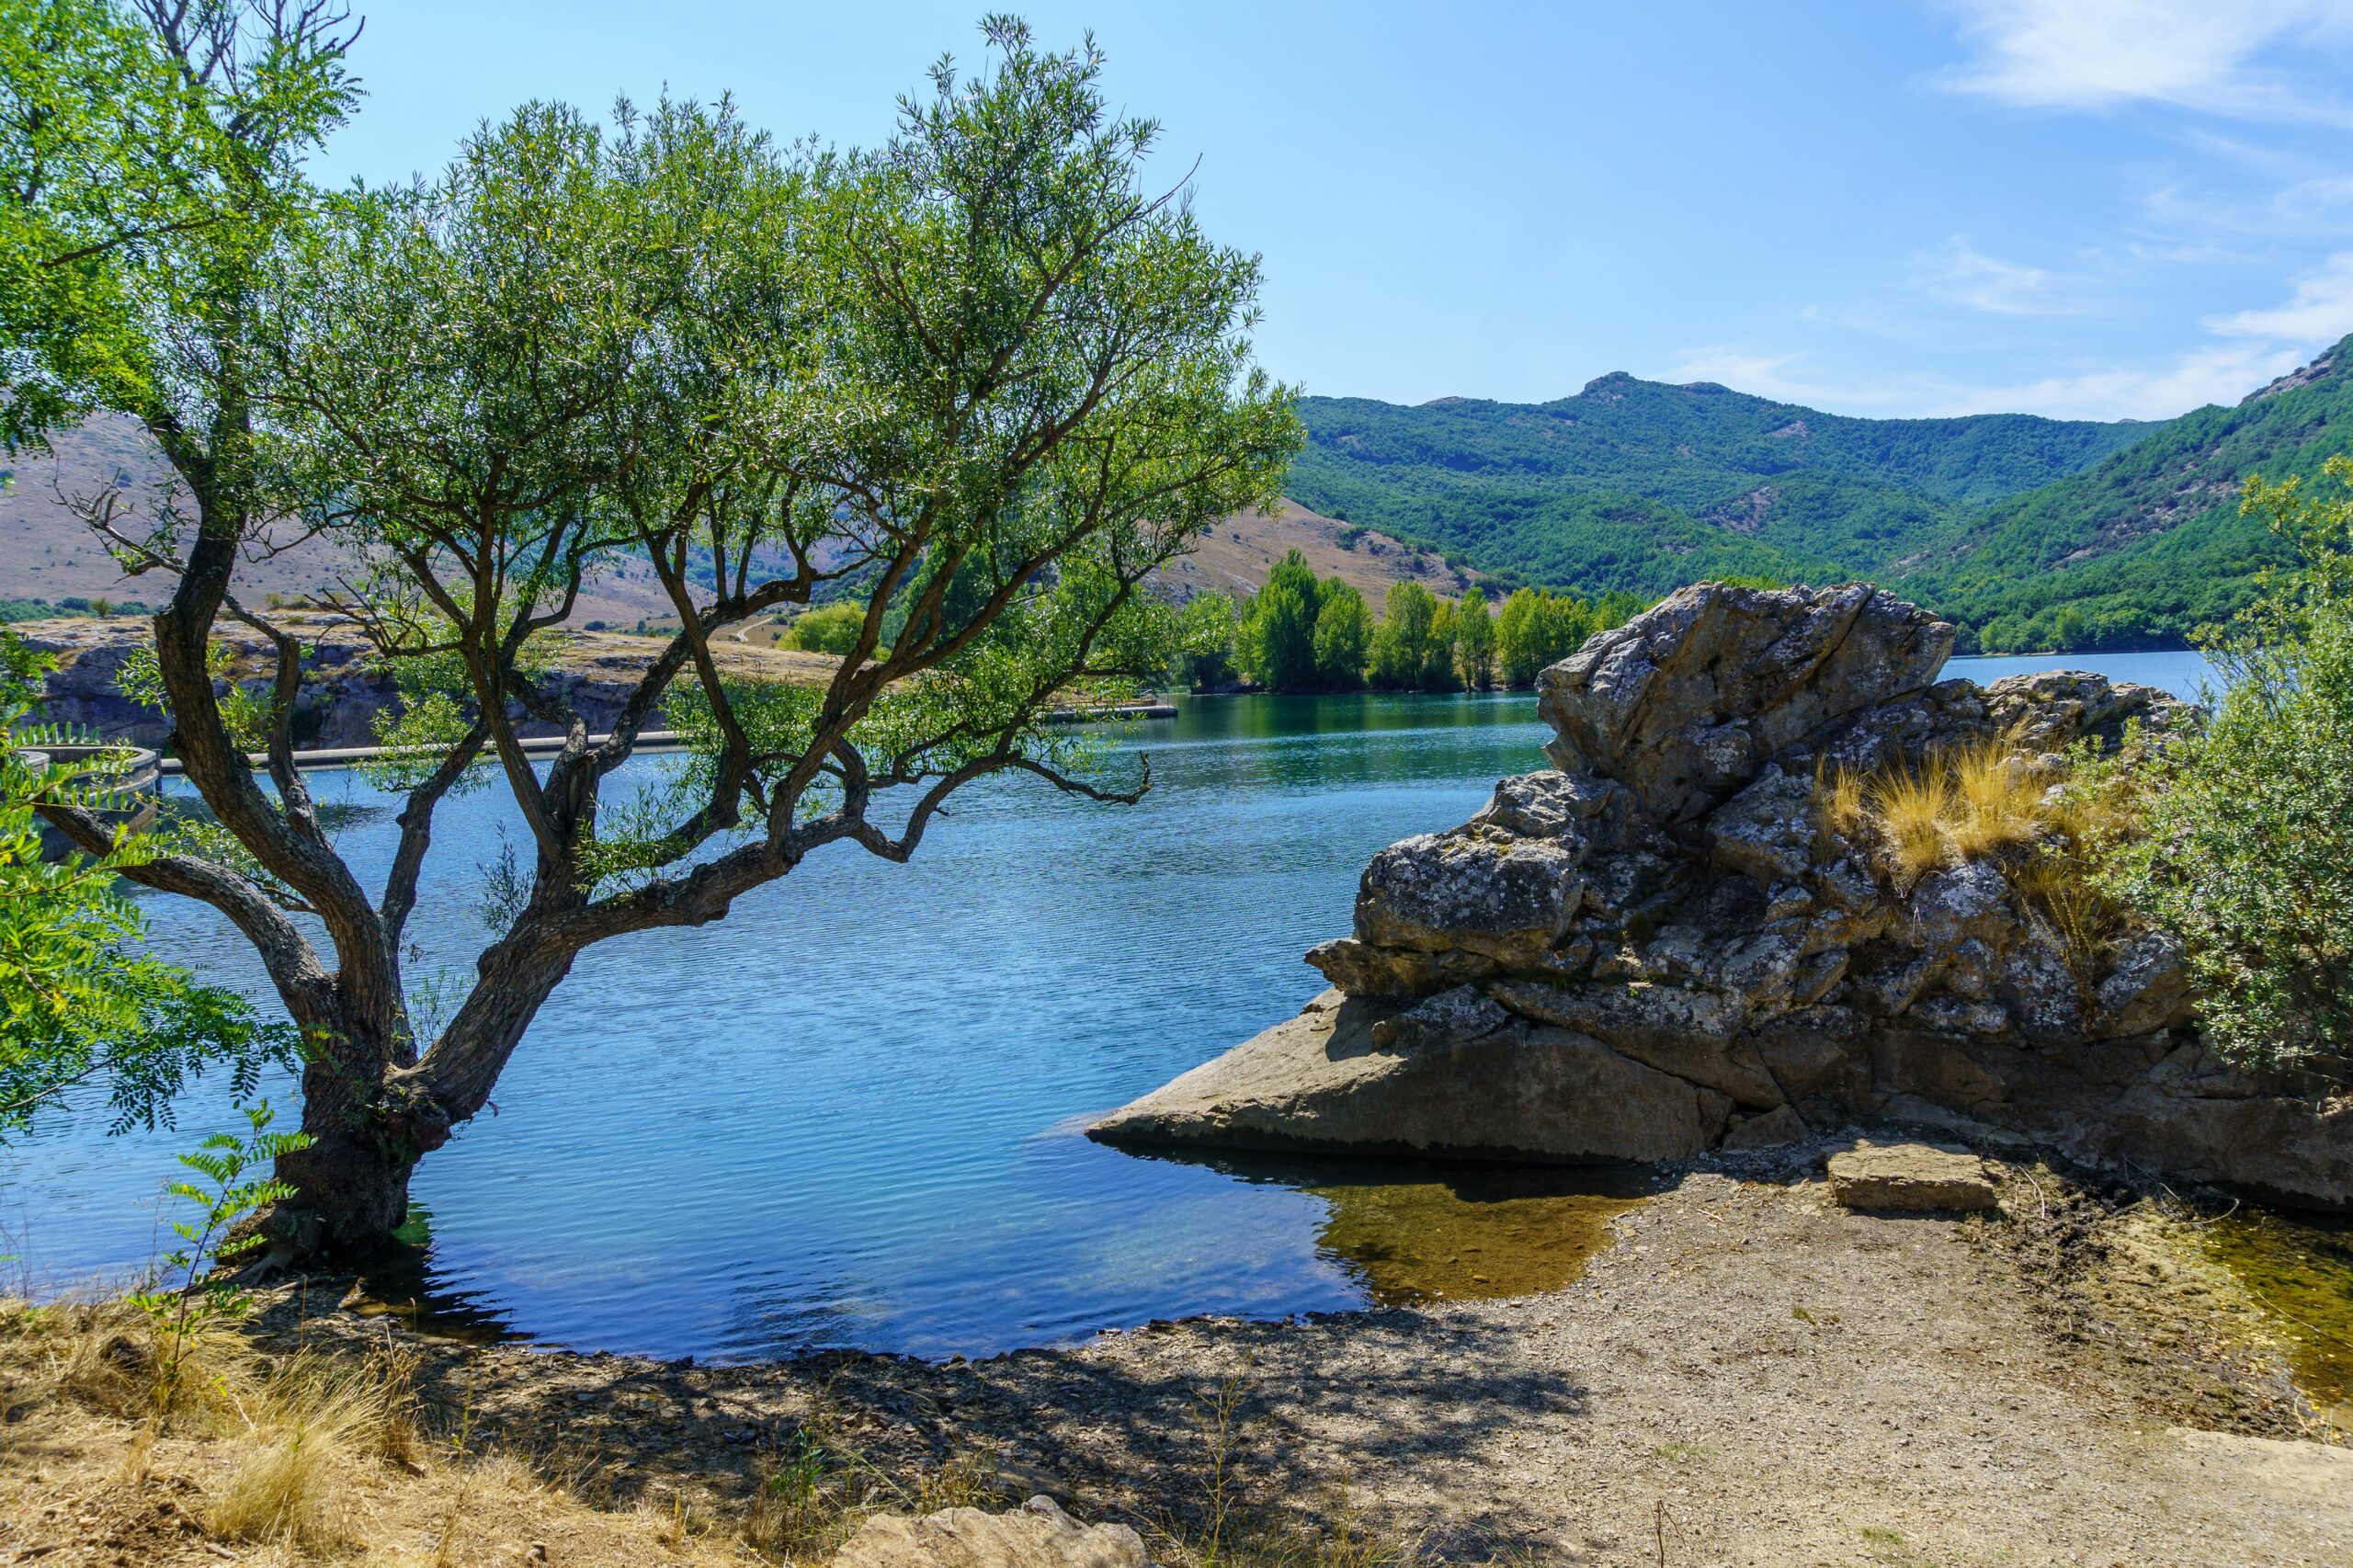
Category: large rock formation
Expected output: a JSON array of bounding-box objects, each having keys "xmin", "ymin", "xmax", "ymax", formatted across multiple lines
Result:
[{"xmin": 1094, "ymin": 582, "xmax": 2353, "ymax": 1210}]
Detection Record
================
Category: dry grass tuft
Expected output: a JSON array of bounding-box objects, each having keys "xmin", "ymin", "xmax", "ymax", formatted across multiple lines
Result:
[
  {"xmin": 1946, "ymin": 741, "xmax": 2049, "ymax": 861},
  {"xmin": 1817, "ymin": 739, "xmax": 2062, "ymax": 887},
  {"xmin": 0, "ymin": 1298, "xmax": 748, "ymax": 1567},
  {"xmin": 206, "ymin": 1351, "xmax": 388, "ymax": 1549},
  {"xmin": 55, "ymin": 1307, "xmax": 157, "ymax": 1417},
  {"xmin": 34, "ymin": 1298, "xmax": 245, "ymax": 1428},
  {"xmin": 1810, "ymin": 734, "xmax": 2154, "ymax": 994},
  {"xmin": 639, "ymin": 1486, "xmax": 723, "ymax": 1553},
  {"xmin": 1813, "ymin": 761, "xmax": 1868, "ymax": 854},
  {"xmin": 1868, "ymin": 765, "xmax": 1960, "ymax": 885},
  {"xmin": 369, "ymin": 1335, "xmax": 427, "ymax": 1471}
]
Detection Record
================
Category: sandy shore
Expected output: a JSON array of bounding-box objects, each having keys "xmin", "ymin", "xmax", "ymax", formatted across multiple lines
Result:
[{"xmin": 218, "ymin": 1152, "xmax": 2350, "ymax": 1568}]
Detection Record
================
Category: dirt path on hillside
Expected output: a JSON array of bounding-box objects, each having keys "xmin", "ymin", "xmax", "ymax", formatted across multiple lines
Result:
[{"xmin": 248, "ymin": 1158, "xmax": 2351, "ymax": 1568}]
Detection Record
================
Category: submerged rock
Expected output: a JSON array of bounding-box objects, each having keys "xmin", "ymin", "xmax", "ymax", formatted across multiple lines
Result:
[{"xmin": 1094, "ymin": 582, "xmax": 2353, "ymax": 1210}]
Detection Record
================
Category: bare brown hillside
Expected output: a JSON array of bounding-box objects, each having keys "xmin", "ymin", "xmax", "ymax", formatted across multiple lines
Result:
[
  {"xmin": 3, "ymin": 423, "xmax": 1473, "ymax": 625},
  {"xmin": 1158, "ymin": 498, "xmax": 1482, "ymax": 605},
  {"xmin": 0, "ymin": 420, "xmax": 683, "ymax": 625}
]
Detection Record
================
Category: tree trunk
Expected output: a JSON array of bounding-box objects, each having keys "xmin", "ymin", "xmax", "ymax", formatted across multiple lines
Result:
[
  {"xmin": 269, "ymin": 1116, "xmax": 422, "ymax": 1259},
  {"xmin": 259, "ymin": 1034, "xmax": 454, "ymax": 1262}
]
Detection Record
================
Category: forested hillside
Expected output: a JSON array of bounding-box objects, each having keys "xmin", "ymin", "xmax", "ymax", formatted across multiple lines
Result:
[
  {"xmin": 1285, "ymin": 374, "xmax": 2153, "ymax": 596},
  {"xmin": 17, "ymin": 349, "xmax": 2350, "ymax": 653},
  {"xmin": 1283, "ymin": 342, "xmax": 2353, "ymax": 649},
  {"xmin": 1902, "ymin": 339, "xmax": 2353, "ymax": 651}
]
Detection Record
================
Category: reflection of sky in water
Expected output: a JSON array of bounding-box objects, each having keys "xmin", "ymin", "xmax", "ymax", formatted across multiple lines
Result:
[{"xmin": 1, "ymin": 653, "xmax": 2222, "ymax": 1362}]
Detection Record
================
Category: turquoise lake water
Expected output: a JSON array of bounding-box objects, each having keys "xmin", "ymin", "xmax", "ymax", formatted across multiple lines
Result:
[{"xmin": 2, "ymin": 650, "xmax": 2218, "ymax": 1361}]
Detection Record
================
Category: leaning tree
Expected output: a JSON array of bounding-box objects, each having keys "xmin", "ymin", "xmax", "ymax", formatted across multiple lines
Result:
[{"xmin": 7, "ymin": 6, "xmax": 1298, "ymax": 1258}]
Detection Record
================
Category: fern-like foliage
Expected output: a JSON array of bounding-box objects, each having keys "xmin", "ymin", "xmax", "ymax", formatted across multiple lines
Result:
[
  {"xmin": 124, "ymin": 1101, "xmax": 313, "ymax": 1409},
  {"xmin": 0, "ymin": 631, "xmax": 300, "ymax": 1138}
]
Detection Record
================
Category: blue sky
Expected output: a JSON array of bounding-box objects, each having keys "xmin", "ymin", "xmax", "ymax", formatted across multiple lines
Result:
[{"xmin": 320, "ymin": 1, "xmax": 2353, "ymax": 421}]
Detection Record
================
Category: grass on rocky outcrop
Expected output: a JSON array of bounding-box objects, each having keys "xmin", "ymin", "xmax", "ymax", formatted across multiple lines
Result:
[
  {"xmin": 1814, "ymin": 737, "xmax": 2143, "ymax": 993},
  {"xmin": 1817, "ymin": 739, "xmax": 2049, "ymax": 887}
]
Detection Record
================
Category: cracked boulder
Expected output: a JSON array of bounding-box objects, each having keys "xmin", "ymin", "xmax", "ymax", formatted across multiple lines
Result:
[
  {"xmin": 1354, "ymin": 824, "xmax": 1585, "ymax": 965},
  {"xmin": 1537, "ymin": 581, "xmax": 1953, "ymax": 822}
]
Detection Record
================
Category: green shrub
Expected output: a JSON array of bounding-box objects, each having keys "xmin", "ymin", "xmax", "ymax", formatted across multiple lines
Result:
[
  {"xmin": 785, "ymin": 602, "xmax": 871, "ymax": 655},
  {"xmin": 2097, "ymin": 459, "xmax": 2353, "ymax": 1068},
  {"xmin": 125, "ymin": 1102, "xmax": 311, "ymax": 1413}
]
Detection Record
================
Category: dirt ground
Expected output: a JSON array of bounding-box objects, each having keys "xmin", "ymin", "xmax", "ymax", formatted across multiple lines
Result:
[{"xmin": 5, "ymin": 1152, "xmax": 2349, "ymax": 1567}]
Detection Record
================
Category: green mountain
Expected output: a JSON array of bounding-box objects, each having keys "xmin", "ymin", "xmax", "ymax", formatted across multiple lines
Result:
[
  {"xmin": 1283, "ymin": 341, "xmax": 2353, "ymax": 651},
  {"xmin": 1285, "ymin": 375, "xmax": 2154, "ymax": 597},
  {"xmin": 1901, "ymin": 339, "xmax": 2353, "ymax": 651}
]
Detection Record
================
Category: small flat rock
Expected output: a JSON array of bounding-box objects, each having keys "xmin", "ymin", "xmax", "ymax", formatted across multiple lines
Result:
[
  {"xmin": 832, "ymin": 1498, "xmax": 1145, "ymax": 1568},
  {"xmin": 1825, "ymin": 1142, "xmax": 1996, "ymax": 1211}
]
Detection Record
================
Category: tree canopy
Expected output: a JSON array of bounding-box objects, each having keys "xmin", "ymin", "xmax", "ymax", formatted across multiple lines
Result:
[
  {"xmin": 2097, "ymin": 458, "xmax": 2353, "ymax": 1067},
  {"xmin": 4, "ymin": 5, "xmax": 1298, "ymax": 1256}
]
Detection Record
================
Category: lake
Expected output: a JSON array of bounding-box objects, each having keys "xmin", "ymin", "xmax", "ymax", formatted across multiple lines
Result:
[{"xmin": 3, "ymin": 649, "xmax": 2221, "ymax": 1362}]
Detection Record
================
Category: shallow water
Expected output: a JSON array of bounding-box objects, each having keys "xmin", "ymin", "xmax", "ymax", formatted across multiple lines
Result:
[
  {"xmin": 2, "ymin": 649, "xmax": 2234, "ymax": 1361},
  {"xmin": 1291, "ymin": 1160, "xmax": 1662, "ymax": 1305},
  {"xmin": 2204, "ymin": 1211, "xmax": 2353, "ymax": 1425}
]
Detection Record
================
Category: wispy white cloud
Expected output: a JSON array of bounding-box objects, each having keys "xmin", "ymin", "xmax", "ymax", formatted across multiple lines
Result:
[
  {"xmin": 1938, "ymin": 0, "xmax": 2353, "ymax": 123},
  {"xmin": 1920, "ymin": 343, "xmax": 2305, "ymax": 419},
  {"xmin": 1675, "ymin": 8, "xmax": 2353, "ymax": 422},
  {"xmin": 2130, "ymin": 171, "xmax": 2353, "ymax": 254},
  {"xmin": 1797, "ymin": 301, "xmax": 1921, "ymax": 339},
  {"xmin": 1668, "ymin": 342, "xmax": 2299, "ymax": 422},
  {"xmin": 1672, "ymin": 253, "xmax": 2353, "ymax": 419},
  {"xmin": 1913, "ymin": 237, "xmax": 2082, "ymax": 314},
  {"xmin": 2204, "ymin": 249, "xmax": 2353, "ymax": 338}
]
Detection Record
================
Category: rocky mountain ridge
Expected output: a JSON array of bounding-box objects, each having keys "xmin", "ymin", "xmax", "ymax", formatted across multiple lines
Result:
[{"xmin": 1282, "ymin": 335, "xmax": 2353, "ymax": 652}]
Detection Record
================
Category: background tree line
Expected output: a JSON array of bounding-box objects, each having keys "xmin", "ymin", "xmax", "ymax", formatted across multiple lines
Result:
[
  {"xmin": 766, "ymin": 551, "xmax": 1643, "ymax": 693},
  {"xmin": 1152, "ymin": 551, "xmax": 1641, "ymax": 694}
]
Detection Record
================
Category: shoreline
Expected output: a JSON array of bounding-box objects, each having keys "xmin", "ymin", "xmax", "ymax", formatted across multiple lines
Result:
[
  {"xmin": 250, "ymin": 1153, "xmax": 2353, "ymax": 1553},
  {"xmin": 9, "ymin": 1144, "xmax": 2349, "ymax": 1563}
]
